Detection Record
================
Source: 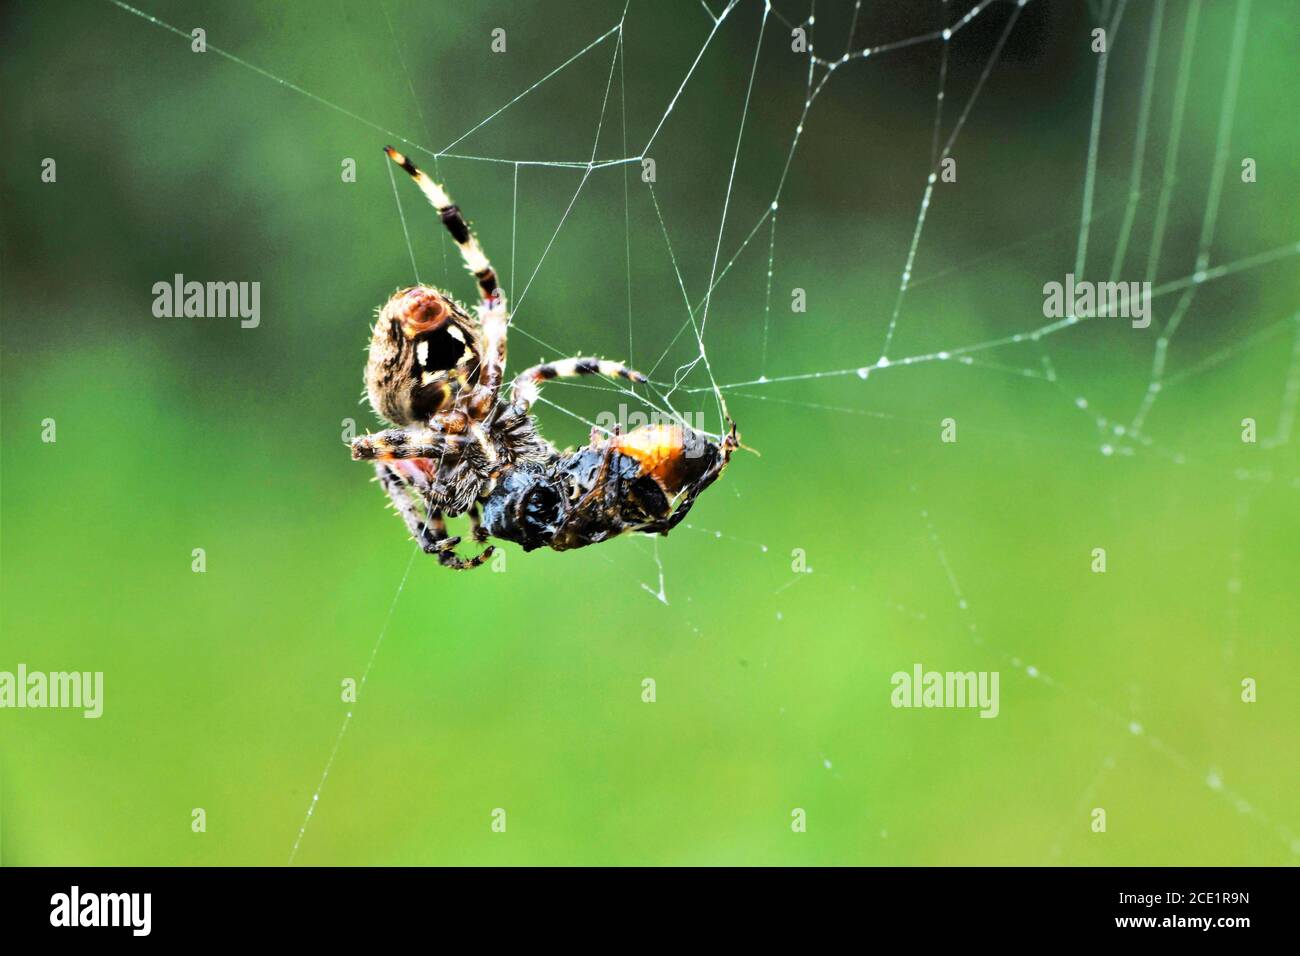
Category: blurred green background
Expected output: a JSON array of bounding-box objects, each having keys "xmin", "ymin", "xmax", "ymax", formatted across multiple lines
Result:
[{"xmin": 2, "ymin": 0, "xmax": 1297, "ymax": 865}]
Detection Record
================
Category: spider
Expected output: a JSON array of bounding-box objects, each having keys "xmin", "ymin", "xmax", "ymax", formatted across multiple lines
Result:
[{"xmin": 349, "ymin": 147, "xmax": 738, "ymax": 569}]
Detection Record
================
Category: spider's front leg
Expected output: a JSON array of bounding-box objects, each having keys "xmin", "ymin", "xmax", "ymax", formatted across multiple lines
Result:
[
  {"xmin": 467, "ymin": 291, "xmax": 509, "ymax": 421},
  {"xmin": 508, "ymin": 357, "xmax": 648, "ymax": 416},
  {"xmin": 352, "ymin": 426, "xmax": 462, "ymax": 461},
  {"xmin": 385, "ymin": 146, "xmax": 510, "ymax": 420},
  {"xmin": 385, "ymin": 146, "xmax": 500, "ymax": 306}
]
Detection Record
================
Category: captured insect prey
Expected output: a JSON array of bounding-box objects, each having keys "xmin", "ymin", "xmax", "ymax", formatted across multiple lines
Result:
[
  {"xmin": 348, "ymin": 146, "xmax": 739, "ymax": 569},
  {"xmin": 482, "ymin": 421, "xmax": 739, "ymax": 552}
]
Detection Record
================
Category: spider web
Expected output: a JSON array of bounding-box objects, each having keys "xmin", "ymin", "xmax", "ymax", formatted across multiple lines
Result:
[{"xmin": 103, "ymin": 0, "xmax": 1300, "ymax": 864}]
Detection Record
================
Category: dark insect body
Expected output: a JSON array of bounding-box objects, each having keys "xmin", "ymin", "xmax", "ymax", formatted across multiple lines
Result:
[
  {"xmin": 349, "ymin": 147, "xmax": 737, "ymax": 569},
  {"xmin": 483, "ymin": 423, "xmax": 736, "ymax": 552}
]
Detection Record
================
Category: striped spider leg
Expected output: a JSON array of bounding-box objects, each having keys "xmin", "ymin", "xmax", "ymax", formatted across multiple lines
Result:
[{"xmin": 352, "ymin": 147, "xmax": 515, "ymax": 568}]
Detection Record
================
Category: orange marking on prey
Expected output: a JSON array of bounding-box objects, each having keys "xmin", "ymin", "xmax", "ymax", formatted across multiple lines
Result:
[{"xmin": 613, "ymin": 425, "xmax": 692, "ymax": 493}]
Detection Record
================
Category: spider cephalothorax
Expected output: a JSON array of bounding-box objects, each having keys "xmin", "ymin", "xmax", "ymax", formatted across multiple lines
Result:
[{"xmin": 349, "ymin": 147, "xmax": 737, "ymax": 569}]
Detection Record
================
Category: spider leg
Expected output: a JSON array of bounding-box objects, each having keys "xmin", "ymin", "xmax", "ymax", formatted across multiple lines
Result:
[
  {"xmin": 427, "ymin": 510, "xmax": 495, "ymax": 570},
  {"xmin": 352, "ymin": 426, "xmax": 464, "ymax": 461},
  {"xmin": 468, "ymin": 503, "xmax": 489, "ymax": 543},
  {"xmin": 384, "ymin": 146, "xmax": 500, "ymax": 307},
  {"xmin": 375, "ymin": 463, "xmax": 444, "ymax": 553},
  {"xmin": 509, "ymin": 357, "xmax": 648, "ymax": 414},
  {"xmin": 467, "ymin": 284, "xmax": 509, "ymax": 421},
  {"xmin": 384, "ymin": 146, "xmax": 511, "ymax": 421},
  {"xmin": 375, "ymin": 467, "xmax": 494, "ymax": 569}
]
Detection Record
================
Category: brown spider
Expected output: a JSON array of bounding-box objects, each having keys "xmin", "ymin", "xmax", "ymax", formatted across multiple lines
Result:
[{"xmin": 350, "ymin": 147, "xmax": 737, "ymax": 569}]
